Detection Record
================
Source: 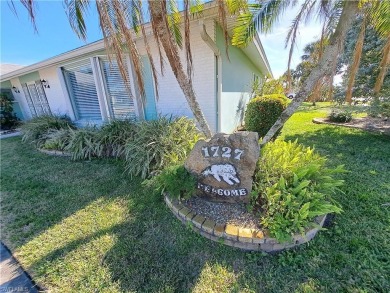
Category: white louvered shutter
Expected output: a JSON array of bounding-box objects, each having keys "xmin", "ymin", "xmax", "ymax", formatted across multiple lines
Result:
[
  {"xmin": 22, "ymin": 81, "xmax": 51, "ymax": 117},
  {"xmin": 99, "ymin": 57, "xmax": 136, "ymax": 120},
  {"xmin": 62, "ymin": 59, "xmax": 102, "ymax": 121},
  {"xmin": 35, "ymin": 80, "xmax": 51, "ymax": 115},
  {"xmin": 22, "ymin": 84, "xmax": 37, "ymax": 117}
]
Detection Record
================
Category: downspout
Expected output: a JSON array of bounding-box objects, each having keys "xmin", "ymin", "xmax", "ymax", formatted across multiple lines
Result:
[{"xmin": 200, "ymin": 21, "xmax": 222, "ymax": 133}]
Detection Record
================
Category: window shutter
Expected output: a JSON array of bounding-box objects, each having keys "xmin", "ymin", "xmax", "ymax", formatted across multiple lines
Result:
[
  {"xmin": 21, "ymin": 84, "xmax": 37, "ymax": 117},
  {"xmin": 21, "ymin": 81, "xmax": 51, "ymax": 117},
  {"xmin": 62, "ymin": 59, "xmax": 102, "ymax": 121},
  {"xmin": 99, "ymin": 57, "xmax": 136, "ymax": 120},
  {"xmin": 35, "ymin": 81, "xmax": 51, "ymax": 115}
]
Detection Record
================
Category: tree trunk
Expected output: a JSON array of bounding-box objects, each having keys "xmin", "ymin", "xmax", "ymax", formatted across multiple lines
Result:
[
  {"xmin": 345, "ymin": 17, "xmax": 366, "ymax": 104},
  {"xmin": 261, "ymin": 1, "xmax": 360, "ymax": 146},
  {"xmin": 374, "ymin": 34, "xmax": 390, "ymax": 95},
  {"xmin": 148, "ymin": 1, "xmax": 213, "ymax": 138}
]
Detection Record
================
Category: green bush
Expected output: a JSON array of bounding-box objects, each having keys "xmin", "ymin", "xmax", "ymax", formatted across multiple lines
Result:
[
  {"xmin": 98, "ymin": 119, "xmax": 138, "ymax": 158},
  {"xmin": 380, "ymin": 102, "xmax": 390, "ymax": 119},
  {"xmin": 43, "ymin": 128, "xmax": 72, "ymax": 151},
  {"xmin": 328, "ymin": 109, "xmax": 352, "ymax": 123},
  {"xmin": 148, "ymin": 165, "xmax": 196, "ymax": 200},
  {"xmin": 252, "ymin": 139, "xmax": 344, "ymax": 242},
  {"xmin": 66, "ymin": 127, "xmax": 102, "ymax": 160},
  {"xmin": 244, "ymin": 95, "xmax": 288, "ymax": 138},
  {"xmin": 21, "ymin": 115, "xmax": 76, "ymax": 148},
  {"xmin": 0, "ymin": 93, "xmax": 19, "ymax": 130},
  {"xmin": 124, "ymin": 116, "xmax": 203, "ymax": 179}
]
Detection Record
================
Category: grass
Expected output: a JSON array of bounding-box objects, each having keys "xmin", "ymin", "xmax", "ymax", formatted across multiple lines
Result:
[{"xmin": 1, "ymin": 103, "xmax": 389, "ymax": 292}]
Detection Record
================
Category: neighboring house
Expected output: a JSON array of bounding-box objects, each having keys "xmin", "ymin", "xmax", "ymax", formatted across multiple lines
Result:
[
  {"xmin": 0, "ymin": 64, "xmax": 26, "ymax": 120},
  {"xmin": 0, "ymin": 4, "xmax": 272, "ymax": 134}
]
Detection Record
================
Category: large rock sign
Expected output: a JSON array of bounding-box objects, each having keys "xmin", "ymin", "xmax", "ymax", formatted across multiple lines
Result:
[{"xmin": 184, "ymin": 132, "xmax": 260, "ymax": 203}]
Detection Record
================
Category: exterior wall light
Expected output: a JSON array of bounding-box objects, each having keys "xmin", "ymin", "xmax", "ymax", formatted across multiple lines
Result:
[
  {"xmin": 41, "ymin": 79, "xmax": 50, "ymax": 88},
  {"xmin": 12, "ymin": 86, "xmax": 20, "ymax": 93}
]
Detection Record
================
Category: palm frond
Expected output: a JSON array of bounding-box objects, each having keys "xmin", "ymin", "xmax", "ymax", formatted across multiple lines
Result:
[
  {"xmin": 226, "ymin": 0, "xmax": 249, "ymax": 14},
  {"xmin": 20, "ymin": 0, "xmax": 37, "ymax": 32},
  {"xmin": 65, "ymin": 0, "xmax": 90, "ymax": 40},
  {"xmin": 189, "ymin": 0, "xmax": 204, "ymax": 16},
  {"xmin": 167, "ymin": 0, "xmax": 183, "ymax": 47},
  {"xmin": 285, "ymin": 0, "xmax": 315, "ymax": 90},
  {"xmin": 323, "ymin": 0, "xmax": 343, "ymax": 38},
  {"xmin": 137, "ymin": 0, "xmax": 161, "ymax": 99},
  {"xmin": 217, "ymin": 0, "xmax": 230, "ymax": 58},
  {"xmin": 96, "ymin": 0, "xmax": 144, "ymax": 101},
  {"xmin": 369, "ymin": 0, "xmax": 390, "ymax": 38},
  {"xmin": 232, "ymin": 0, "xmax": 295, "ymax": 48}
]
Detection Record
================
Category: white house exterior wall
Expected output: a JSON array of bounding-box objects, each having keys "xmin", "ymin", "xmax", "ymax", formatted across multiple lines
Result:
[
  {"xmin": 135, "ymin": 19, "xmax": 217, "ymax": 133},
  {"xmin": 38, "ymin": 66, "xmax": 73, "ymax": 118}
]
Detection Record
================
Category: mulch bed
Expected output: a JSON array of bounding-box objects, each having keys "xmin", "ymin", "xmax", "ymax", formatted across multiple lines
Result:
[
  {"xmin": 313, "ymin": 117, "xmax": 390, "ymax": 135},
  {"xmin": 183, "ymin": 197, "xmax": 261, "ymax": 229}
]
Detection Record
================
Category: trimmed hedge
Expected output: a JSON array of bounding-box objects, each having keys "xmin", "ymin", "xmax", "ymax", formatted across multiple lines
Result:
[{"xmin": 244, "ymin": 94, "xmax": 288, "ymax": 138}]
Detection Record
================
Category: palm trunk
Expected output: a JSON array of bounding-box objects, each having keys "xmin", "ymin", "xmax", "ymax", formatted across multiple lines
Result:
[
  {"xmin": 345, "ymin": 17, "xmax": 366, "ymax": 104},
  {"xmin": 374, "ymin": 35, "xmax": 390, "ymax": 95},
  {"xmin": 261, "ymin": 0, "xmax": 359, "ymax": 146},
  {"xmin": 148, "ymin": 0, "xmax": 212, "ymax": 138}
]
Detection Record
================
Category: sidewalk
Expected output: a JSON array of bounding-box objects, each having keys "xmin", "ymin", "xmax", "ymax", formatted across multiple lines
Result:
[
  {"xmin": 0, "ymin": 130, "xmax": 21, "ymax": 139},
  {"xmin": 0, "ymin": 242, "xmax": 39, "ymax": 293}
]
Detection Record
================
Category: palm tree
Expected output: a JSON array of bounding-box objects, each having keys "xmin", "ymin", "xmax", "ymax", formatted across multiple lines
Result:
[
  {"xmin": 231, "ymin": 0, "xmax": 389, "ymax": 144},
  {"xmin": 15, "ymin": 0, "xmax": 390, "ymax": 144},
  {"xmin": 18, "ymin": 0, "xmax": 213, "ymax": 138}
]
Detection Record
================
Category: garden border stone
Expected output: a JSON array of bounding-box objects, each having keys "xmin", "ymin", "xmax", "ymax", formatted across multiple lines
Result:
[
  {"xmin": 164, "ymin": 195, "xmax": 327, "ymax": 252},
  {"xmin": 37, "ymin": 148, "xmax": 72, "ymax": 157}
]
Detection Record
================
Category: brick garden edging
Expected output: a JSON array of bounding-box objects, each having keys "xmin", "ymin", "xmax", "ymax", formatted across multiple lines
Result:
[{"xmin": 165, "ymin": 195, "xmax": 327, "ymax": 252}]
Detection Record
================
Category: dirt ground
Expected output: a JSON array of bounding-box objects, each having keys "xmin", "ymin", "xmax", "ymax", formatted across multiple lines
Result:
[{"xmin": 313, "ymin": 117, "xmax": 390, "ymax": 135}]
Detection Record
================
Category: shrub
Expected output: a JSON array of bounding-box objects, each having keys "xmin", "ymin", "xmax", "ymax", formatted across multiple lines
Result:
[
  {"xmin": 124, "ymin": 116, "xmax": 203, "ymax": 179},
  {"xmin": 66, "ymin": 127, "xmax": 102, "ymax": 160},
  {"xmin": 328, "ymin": 109, "xmax": 352, "ymax": 123},
  {"xmin": 252, "ymin": 139, "xmax": 344, "ymax": 242},
  {"xmin": 43, "ymin": 128, "xmax": 72, "ymax": 151},
  {"xmin": 21, "ymin": 115, "xmax": 76, "ymax": 148},
  {"xmin": 0, "ymin": 93, "xmax": 19, "ymax": 130},
  {"xmin": 148, "ymin": 165, "xmax": 196, "ymax": 200},
  {"xmin": 380, "ymin": 102, "xmax": 390, "ymax": 119},
  {"xmin": 244, "ymin": 95, "xmax": 288, "ymax": 138},
  {"xmin": 98, "ymin": 119, "xmax": 138, "ymax": 158}
]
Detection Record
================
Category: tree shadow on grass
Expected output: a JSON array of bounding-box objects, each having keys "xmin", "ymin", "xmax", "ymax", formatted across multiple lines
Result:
[
  {"xmin": 2, "ymin": 133, "xmax": 390, "ymax": 292},
  {"xmin": 0, "ymin": 137, "xmax": 135, "ymax": 249}
]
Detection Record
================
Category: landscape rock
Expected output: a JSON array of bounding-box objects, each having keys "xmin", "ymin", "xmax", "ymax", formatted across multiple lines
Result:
[{"xmin": 184, "ymin": 132, "xmax": 259, "ymax": 203}]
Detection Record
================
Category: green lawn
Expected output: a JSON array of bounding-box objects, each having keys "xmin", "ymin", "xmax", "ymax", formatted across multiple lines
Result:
[{"xmin": 1, "ymin": 104, "xmax": 389, "ymax": 292}]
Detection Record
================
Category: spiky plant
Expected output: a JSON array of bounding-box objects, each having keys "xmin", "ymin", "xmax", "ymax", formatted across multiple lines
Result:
[{"xmin": 21, "ymin": 115, "xmax": 76, "ymax": 148}]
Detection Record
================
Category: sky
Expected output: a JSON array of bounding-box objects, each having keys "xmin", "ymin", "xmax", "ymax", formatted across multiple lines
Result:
[{"xmin": 0, "ymin": 1, "xmax": 322, "ymax": 78}]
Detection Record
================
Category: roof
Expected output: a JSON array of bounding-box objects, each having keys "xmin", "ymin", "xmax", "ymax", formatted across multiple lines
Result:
[
  {"xmin": 0, "ymin": 64, "xmax": 25, "ymax": 77},
  {"xmin": 0, "ymin": 2, "xmax": 272, "ymax": 81}
]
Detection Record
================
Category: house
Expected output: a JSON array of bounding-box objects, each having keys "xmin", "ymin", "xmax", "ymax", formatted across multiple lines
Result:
[{"xmin": 0, "ymin": 3, "xmax": 272, "ymax": 134}]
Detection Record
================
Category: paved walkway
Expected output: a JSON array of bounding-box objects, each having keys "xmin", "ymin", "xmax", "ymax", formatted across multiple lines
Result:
[
  {"xmin": 0, "ymin": 131, "xmax": 21, "ymax": 140},
  {"xmin": 0, "ymin": 242, "xmax": 39, "ymax": 293}
]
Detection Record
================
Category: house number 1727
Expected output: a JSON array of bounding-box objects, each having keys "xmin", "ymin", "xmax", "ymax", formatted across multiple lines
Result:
[{"xmin": 201, "ymin": 146, "xmax": 244, "ymax": 160}]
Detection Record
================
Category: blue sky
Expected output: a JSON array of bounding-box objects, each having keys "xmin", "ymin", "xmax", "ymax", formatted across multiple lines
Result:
[
  {"xmin": 0, "ymin": 1, "xmax": 322, "ymax": 78},
  {"xmin": 0, "ymin": 0, "xmax": 102, "ymax": 65}
]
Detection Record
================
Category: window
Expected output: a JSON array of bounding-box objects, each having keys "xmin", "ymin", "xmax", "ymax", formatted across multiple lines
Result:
[
  {"xmin": 98, "ymin": 56, "xmax": 136, "ymax": 120},
  {"xmin": 62, "ymin": 59, "xmax": 102, "ymax": 121},
  {"xmin": 21, "ymin": 80, "xmax": 51, "ymax": 117}
]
